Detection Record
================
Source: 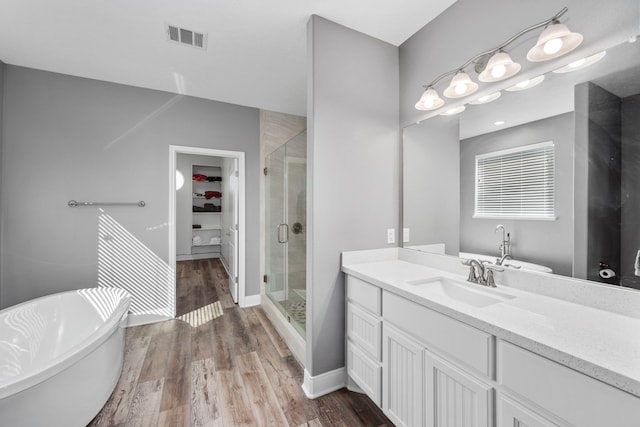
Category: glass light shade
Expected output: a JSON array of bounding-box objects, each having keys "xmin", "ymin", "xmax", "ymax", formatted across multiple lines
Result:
[
  {"xmin": 443, "ymin": 72, "xmax": 478, "ymax": 98},
  {"xmin": 415, "ymin": 87, "xmax": 445, "ymax": 111},
  {"xmin": 552, "ymin": 50, "xmax": 607, "ymax": 74},
  {"xmin": 440, "ymin": 105, "xmax": 466, "ymax": 116},
  {"xmin": 505, "ymin": 75, "xmax": 545, "ymax": 91},
  {"xmin": 469, "ymin": 91, "xmax": 501, "ymax": 105},
  {"xmin": 478, "ymin": 52, "xmax": 521, "ymax": 82},
  {"xmin": 527, "ymin": 23, "xmax": 583, "ymax": 62}
]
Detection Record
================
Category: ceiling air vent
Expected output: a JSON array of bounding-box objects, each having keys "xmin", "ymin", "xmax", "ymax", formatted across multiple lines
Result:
[{"xmin": 166, "ymin": 24, "xmax": 207, "ymax": 50}]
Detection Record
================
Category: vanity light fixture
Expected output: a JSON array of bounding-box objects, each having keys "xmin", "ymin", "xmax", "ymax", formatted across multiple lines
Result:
[
  {"xmin": 470, "ymin": 91, "xmax": 501, "ymax": 105},
  {"xmin": 415, "ymin": 86, "xmax": 445, "ymax": 111},
  {"xmin": 414, "ymin": 7, "xmax": 582, "ymax": 111},
  {"xmin": 552, "ymin": 50, "xmax": 607, "ymax": 73},
  {"xmin": 440, "ymin": 105, "xmax": 466, "ymax": 116},
  {"xmin": 527, "ymin": 22, "xmax": 583, "ymax": 62},
  {"xmin": 478, "ymin": 52, "xmax": 521, "ymax": 82},
  {"xmin": 505, "ymin": 75, "xmax": 545, "ymax": 91},
  {"xmin": 443, "ymin": 71, "xmax": 479, "ymax": 98}
]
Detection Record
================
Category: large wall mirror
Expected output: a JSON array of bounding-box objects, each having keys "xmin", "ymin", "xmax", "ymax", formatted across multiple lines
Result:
[{"xmin": 402, "ymin": 36, "xmax": 640, "ymax": 290}]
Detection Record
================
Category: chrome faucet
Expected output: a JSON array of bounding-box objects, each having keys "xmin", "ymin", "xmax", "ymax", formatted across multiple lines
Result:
[
  {"xmin": 464, "ymin": 259, "xmax": 484, "ymax": 284},
  {"xmin": 495, "ymin": 224, "xmax": 511, "ymax": 258},
  {"xmin": 462, "ymin": 259, "xmax": 500, "ymax": 287},
  {"xmin": 496, "ymin": 253, "xmax": 512, "ymax": 266}
]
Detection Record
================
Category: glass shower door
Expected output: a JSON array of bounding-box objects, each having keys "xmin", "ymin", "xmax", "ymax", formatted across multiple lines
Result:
[{"xmin": 265, "ymin": 131, "xmax": 307, "ymax": 339}]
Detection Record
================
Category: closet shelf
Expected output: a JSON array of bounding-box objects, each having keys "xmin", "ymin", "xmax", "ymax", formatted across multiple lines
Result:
[
  {"xmin": 192, "ymin": 227, "xmax": 221, "ymax": 231},
  {"xmin": 191, "ymin": 243, "xmax": 222, "ymax": 247},
  {"xmin": 192, "ymin": 212, "xmax": 221, "ymax": 215}
]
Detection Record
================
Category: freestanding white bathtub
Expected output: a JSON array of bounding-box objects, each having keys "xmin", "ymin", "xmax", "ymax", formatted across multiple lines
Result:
[{"xmin": 0, "ymin": 287, "xmax": 131, "ymax": 427}]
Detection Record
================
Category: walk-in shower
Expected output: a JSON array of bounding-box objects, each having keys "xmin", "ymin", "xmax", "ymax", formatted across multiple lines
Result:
[{"xmin": 265, "ymin": 130, "xmax": 307, "ymax": 339}]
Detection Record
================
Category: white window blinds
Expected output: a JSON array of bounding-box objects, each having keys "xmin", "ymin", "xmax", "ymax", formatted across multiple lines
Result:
[{"xmin": 475, "ymin": 141, "xmax": 555, "ymax": 219}]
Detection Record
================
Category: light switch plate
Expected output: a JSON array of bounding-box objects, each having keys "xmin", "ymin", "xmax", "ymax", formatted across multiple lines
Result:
[{"xmin": 403, "ymin": 228, "xmax": 410, "ymax": 243}]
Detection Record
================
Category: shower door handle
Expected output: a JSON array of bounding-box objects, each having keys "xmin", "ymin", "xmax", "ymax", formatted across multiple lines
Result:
[{"xmin": 277, "ymin": 223, "xmax": 289, "ymax": 243}]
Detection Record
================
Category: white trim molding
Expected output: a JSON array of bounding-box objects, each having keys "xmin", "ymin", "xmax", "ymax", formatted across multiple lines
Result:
[
  {"xmin": 169, "ymin": 145, "xmax": 246, "ymax": 314},
  {"xmin": 242, "ymin": 294, "xmax": 261, "ymax": 308},
  {"xmin": 261, "ymin": 295, "xmax": 306, "ymax": 366},
  {"xmin": 302, "ymin": 367, "xmax": 346, "ymax": 399}
]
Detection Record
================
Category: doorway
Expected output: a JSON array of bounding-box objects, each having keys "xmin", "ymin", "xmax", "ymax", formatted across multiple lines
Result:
[{"xmin": 169, "ymin": 146, "xmax": 246, "ymax": 312}]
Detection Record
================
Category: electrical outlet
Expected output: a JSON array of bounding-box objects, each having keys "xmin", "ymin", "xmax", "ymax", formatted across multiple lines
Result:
[
  {"xmin": 387, "ymin": 228, "xmax": 395, "ymax": 244},
  {"xmin": 403, "ymin": 228, "xmax": 410, "ymax": 243}
]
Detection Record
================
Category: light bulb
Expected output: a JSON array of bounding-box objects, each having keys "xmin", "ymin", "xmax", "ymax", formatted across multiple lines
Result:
[
  {"xmin": 491, "ymin": 64, "xmax": 506, "ymax": 78},
  {"xmin": 455, "ymin": 83, "xmax": 467, "ymax": 95},
  {"xmin": 424, "ymin": 98, "xmax": 435, "ymax": 109},
  {"xmin": 543, "ymin": 38, "xmax": 563, "ymax": 55}
]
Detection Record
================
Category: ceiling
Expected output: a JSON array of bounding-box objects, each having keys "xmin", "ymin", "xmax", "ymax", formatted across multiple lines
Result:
[{"xmin": 0, "ymin": 0, "xmax": 456, "ymax": 116}]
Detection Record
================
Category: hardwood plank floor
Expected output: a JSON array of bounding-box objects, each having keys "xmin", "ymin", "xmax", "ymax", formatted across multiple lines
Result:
[{"xmin": 89, "ymin": 259, "xmax": 392, "ymax": 426}]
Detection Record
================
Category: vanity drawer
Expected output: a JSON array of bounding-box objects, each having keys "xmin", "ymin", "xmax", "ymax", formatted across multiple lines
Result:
[
  {"xmin": 347, "ymin": 302, "xmax": 382, "ymax": 361},
  {"xmin": 347, "ymin": 340, "xmax": 382, "ymax": 407},
  {"xmin": 498, "ymin": 340, "xmax": 640, "ymax": 427},
  {"xmin": 347, "ymin": 275, "xmax": 381, "ymax": 315},
  {"xmin": 383, "ymin": 291, "xmax": 494, "ymax": 378}
]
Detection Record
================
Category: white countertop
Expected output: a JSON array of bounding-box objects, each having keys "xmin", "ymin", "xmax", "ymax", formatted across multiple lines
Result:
[{"xmin": 342, "ymin": 253, "xmax": 640, "ymax": 398}]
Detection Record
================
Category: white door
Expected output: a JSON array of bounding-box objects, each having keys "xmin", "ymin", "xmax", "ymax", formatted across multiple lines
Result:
[{"xmin": 226, "ymin": 158, "xmax": 239, "ymax": 302}]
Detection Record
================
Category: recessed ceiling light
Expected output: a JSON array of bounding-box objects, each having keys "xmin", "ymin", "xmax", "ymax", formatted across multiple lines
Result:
[
  {"xmin": 494, "ymin": 120, "xmax": 505, "ymax": 126},
  {"xmin": 505, "ymin": 75, "xmax": 545, "ymax": 91},
  {"xmin": 440, "ymin": 105, "xmax": 466, "ymax": 116},
  {"xmin": 553, "ymin": 51, "xmax": 607, "ymax": 73}
]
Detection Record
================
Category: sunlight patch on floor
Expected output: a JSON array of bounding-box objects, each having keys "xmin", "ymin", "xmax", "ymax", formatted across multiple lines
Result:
[{"xmin": 177, "ymin": 301, "xmax": 223, "ymax": 327}]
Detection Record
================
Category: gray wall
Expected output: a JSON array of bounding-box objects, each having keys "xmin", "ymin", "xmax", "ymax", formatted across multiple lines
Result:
[
  {"xmin": 460, "ymin": 113, "xmax": 574, "ymax": 276},
  {"xmin": 307, "ymin": 16, "xmax": 399, "ymax": 376},
  {"xmin": 399, "ymin": 0, "xmax": 640, "ymax": 126},
  {"xmin": 1, "ymin": 66, "xmax": 260, "ymax": 308},
  {"xmin": 403, "ymin": 115, "xmax": 459, "ymax": 254},
  {"xmin": 621, "ymin": 94, "xmax": 640, "ymax": 289}
]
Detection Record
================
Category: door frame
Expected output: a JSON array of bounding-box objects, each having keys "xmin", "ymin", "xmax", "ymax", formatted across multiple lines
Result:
[{"xmin": 169, "ymin": 145, "xmax": 246, "ymax": 312}]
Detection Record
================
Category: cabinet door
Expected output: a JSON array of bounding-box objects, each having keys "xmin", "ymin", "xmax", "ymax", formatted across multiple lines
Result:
[
  {"xmin": 425, "ymin": 351, "xmax": 493, "ymax": 427},
  {"xmin": 383, "ymin": 324, "xmax": 424, "ymax": 427},
  {"xmin": 497, "ymin": 394, "xmax": 559, "ymax": 427}
]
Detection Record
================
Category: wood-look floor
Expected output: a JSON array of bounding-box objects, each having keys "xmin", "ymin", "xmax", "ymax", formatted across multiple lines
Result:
[{"xmin": 89, "ymin": 258, "xmax": 392, "ymax": 427}]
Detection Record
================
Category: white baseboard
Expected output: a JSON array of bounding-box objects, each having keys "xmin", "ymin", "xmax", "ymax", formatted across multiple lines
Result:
[
  {"xmin": 302, "ymin": 367, "xmax": 346, "ymax": 399},
  {"xmin": 261, "ymin": 295, "xmax": 306, "ymax": 366},
  {"xmin": 241, "ymin": 294, "xmax": 261, "ymax": 307},
  {"xmin": 126, "ymin": 313, "xmax": 172, "ymax": 327},
  {"xmin": 176, "ymin": 253, "xmax": 220, "ymax": 261}
]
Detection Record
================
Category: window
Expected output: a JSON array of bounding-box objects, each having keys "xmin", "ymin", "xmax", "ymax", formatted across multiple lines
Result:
[{"xmin": 475, "ymin": 141, "xmax": 555, "ymax": 219}]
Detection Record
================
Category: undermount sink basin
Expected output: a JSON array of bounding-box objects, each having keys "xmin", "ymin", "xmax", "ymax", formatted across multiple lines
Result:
[{"xmin": 406, "ymin": 277, "xmax": 516, "ymax": 308}]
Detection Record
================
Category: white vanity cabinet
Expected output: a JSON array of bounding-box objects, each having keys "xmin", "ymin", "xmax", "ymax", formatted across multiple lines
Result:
[
  {"xmin": 344, "ymin": 271, "xmax": 640, "ymax": 427},
  {"xmin": 497, "ymin": 340, "xmax": 640, "ymax": 427},
  {"xmin": 346, "ymin": 276, "xmax": 383, "ymax": 406},
  {"xmin": 383, "ymin": 290, "xmax": 494, "ymax": 427}
]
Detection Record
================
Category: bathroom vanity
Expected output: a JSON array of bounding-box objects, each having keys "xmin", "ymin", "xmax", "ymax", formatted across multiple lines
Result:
[{"xmin": 342, "ymin": 248, "xmax": 640, "ymax": 427}]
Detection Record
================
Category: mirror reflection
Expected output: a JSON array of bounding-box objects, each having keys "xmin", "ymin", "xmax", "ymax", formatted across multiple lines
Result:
[{"xmin": 402, "ymin": 37, "xmax": 640, "ymax": 290}]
